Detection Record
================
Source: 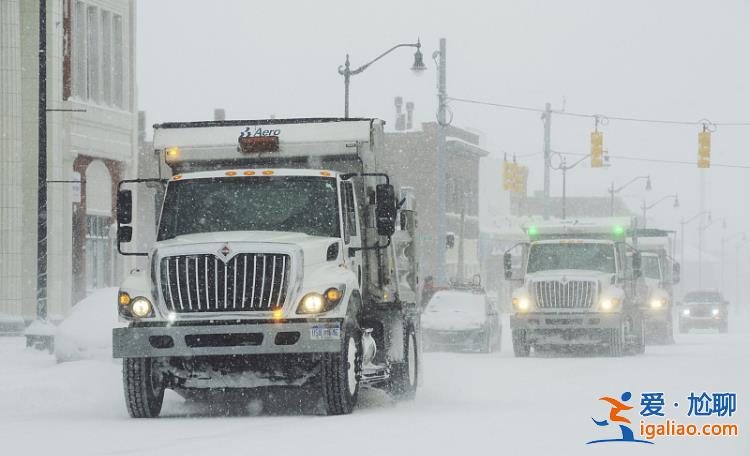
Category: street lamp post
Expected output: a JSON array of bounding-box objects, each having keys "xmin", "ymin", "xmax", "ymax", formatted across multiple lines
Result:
[
  {"xmin": 433, "ymin": 38, "xmax": 448, "ymax": 286},
  {"xmin": 640, "ymin": 194, "xmax": 679, "ymax": 229},
  {"xmin": 338, "ymin": 40, "xmax": 426, "ymax": 118},
  {"xmin": 550, "ymin": 153, "xmax": 591, "ymax": 219},
  {"xmin": 680, "ymin": 211, "xmax": 711, "ymax": 286},
  {"xmin": 609, "ymin": 175, "xmax": 651, "ymax": 216}
]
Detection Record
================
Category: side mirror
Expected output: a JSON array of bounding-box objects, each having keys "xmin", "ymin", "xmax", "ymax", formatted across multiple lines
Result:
[
  {"xmin": 117, "ymin": 226, "xmax": 133, "ymax": 243},
  {"xmin": 672, "ymin": 262, "xmax": 681, "ymax": 284},
  {"xmin": 375, "ymin": 184, "xmax": 396, "ymax": 237},
  {"xmin": 117, "ymin": 190, "xmax": 133, "ymax": 225},
  {"xmin": 504, "ymin": 252, "xmax": 513, "ymax": 280},
  {"xmin": 632, "ymin": 251, "xmax": 642, "ymax": 278}
]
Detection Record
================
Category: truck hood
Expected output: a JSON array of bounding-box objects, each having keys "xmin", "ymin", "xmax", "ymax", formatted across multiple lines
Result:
[{"xmin": 154, "ymin": 231, "xmax": 338, "ymax": 267}]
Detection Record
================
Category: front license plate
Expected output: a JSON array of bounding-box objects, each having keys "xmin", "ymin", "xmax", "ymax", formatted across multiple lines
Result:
[{"xmin": 310, "ymin": 324, "xmax": 341, "ymax": 340}]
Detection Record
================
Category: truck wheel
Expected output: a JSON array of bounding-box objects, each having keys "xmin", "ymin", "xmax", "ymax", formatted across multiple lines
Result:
[
  {"xmin": 387, "ymin": 326, "xmax": 418, "ymax": 400},
  {"xmin": 512, "ymin": 329, "xmax": 531, "ymax": 357},
  {"xmin": 320, "ymin": 324, "xmax": 362, "ymax": 415},
  {"xmin": 608, "ymin": 328, "xmax": 624, "ymax": 357},
  {"xmin": 123, "ymin": 358, "xmax": 165, "ymax": 418}
]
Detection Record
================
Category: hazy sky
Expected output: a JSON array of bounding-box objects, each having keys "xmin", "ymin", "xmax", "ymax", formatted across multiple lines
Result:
[{"xmin": 137, "ymin": 0, "xmax": 750, "ymax": 257}]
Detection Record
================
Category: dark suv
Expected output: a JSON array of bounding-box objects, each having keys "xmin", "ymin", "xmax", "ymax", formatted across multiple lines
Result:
[{"xmin": 678, "ymin": 291, "xmax": 729, "ymax": 333}]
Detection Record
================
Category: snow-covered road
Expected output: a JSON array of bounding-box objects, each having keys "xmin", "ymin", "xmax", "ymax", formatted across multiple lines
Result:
[{"xmin": 1, "ymin": 315, "xmax": 748, "ymax": 456}]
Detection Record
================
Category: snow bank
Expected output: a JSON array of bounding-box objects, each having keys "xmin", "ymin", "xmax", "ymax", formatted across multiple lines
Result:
[
  {"xmin": 54, "ymin": 287, "xmax": 123, "ymax": 363},
  {"xmin": 0, "ymin": 313, "xmax": 26, "ymax": 334}
]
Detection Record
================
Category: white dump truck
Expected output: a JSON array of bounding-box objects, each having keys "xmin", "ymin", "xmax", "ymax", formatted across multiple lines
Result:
[
  {"xmin": 113, "ymin": 118, "xmax": 420, "ymax": 417},
  {"xmin": 636, "ymin": 229, "xmax": 680, "ymax": 344},
  {"xmin": 504, "ymin": 219, "xmax": 647, "ymax": 357}
]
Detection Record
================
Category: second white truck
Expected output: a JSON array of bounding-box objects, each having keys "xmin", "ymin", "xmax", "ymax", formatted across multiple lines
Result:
[{"xmin": 505, "ymin": 219, "xmax": 648, "ymax": 357}]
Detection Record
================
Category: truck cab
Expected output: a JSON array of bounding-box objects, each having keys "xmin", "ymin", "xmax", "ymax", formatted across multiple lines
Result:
[
  {"xmin": 504, "ymin": 220, "xmax": 647, "ymax": 357},
  {"xmin": 113, "ymin": 118, "xmax": 420, "ymax": 417}
]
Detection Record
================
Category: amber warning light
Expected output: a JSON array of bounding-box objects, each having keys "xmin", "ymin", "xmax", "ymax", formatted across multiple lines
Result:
[{"xmin": 238, "ymin": 135, "xmax": 279, "ymax": 154}]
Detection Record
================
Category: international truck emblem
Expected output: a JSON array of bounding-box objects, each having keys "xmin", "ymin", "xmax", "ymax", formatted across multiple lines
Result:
[{"xmin": 220, "ymin": 245, "xmax": 230, "ymax": 257}]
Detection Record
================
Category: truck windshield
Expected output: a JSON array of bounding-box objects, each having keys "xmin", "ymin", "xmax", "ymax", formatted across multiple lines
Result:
[
  {"xmin": 642, "ymin": 255, "xmax": 661, "ymax": 280},
  {"xmin": 157, "ymin": 176, "xmax": 340, "ymax": 240},
  {"xmin": 527, "ymin": 242, "xmax": 616, "ymax": 273}
]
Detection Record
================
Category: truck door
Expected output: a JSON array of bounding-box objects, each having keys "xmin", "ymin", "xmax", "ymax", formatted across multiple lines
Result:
[{"xmin": 341, "ymin": 181, "xmax": 363, "ymax": 288}]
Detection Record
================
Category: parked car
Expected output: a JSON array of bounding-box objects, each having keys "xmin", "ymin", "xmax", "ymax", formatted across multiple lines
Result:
[
  {"xmin": 422, "ymin": 289, "xmax": 501, "ymax": 353},
  {"xmin": 678, "ymin": 290, "xmax": 729, "ymax": 333}
]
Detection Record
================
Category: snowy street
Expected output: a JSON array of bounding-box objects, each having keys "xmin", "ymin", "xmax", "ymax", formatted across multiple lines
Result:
[{"xmin": 1, "ymin": 315, "xmax": 747, "ymax": 456}]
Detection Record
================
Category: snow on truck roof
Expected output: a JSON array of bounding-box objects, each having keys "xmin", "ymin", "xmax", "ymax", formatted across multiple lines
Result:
[
  {"xmin": 154, "ymin": 118, "xmax": 378, "ymax": 150},
  {"xmin": 153, "ymin": 118, "xmax": 384, "ymax": 173}
]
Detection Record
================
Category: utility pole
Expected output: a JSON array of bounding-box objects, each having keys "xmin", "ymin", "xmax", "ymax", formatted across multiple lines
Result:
[
  {"xmin": 434, "ymin": 38, "xmax": 447, "ymax": 286},
  {"xmin": 37, "ymin": 0, "xmax": 48, "ymax": 322},
  {"xmin": 698, "ymin": 170, "xmax": 706, "ymax": 287},
  {"xmin": 542, "ymin": 102, "xmax": 551, "ymax": 219}
]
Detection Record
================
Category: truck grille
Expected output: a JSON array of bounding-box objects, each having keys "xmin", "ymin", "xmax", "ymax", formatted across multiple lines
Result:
[
  {"xmin": 532, "ymin": 280, "xmax": 597, "ymax": 309},
  {"xmin": 160, "ymin": 253, "xmax": 290, "ymax": 313}
]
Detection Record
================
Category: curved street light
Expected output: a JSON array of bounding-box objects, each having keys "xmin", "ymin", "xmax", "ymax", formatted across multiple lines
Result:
[
  {"xmin": 338, "ymin": 40, "xmax": 426, "ymax": 118},
  {"xmin": 608, "ymin": 175, "xmax": 651, "ymax": 216},
  {"xmin": 640, "ymin": 194, "xmax": 679, "ymax": 228}
]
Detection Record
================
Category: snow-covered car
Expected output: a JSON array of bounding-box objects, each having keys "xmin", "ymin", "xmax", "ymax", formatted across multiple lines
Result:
[
  {"xmin": 678, "ymin": 290, "xmax": 729, "ymax": 333},
  {"xmin": 422, "ymin": 289, "xmax": 501, "ymax": 353}
]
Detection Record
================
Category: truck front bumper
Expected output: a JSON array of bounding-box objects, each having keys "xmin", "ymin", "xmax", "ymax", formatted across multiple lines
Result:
[
  {"xmin": 113, "ymin": 319, "xmax": 343, "ymax": 359},
  {"xmin": 511, "ymin": 312, "xmax": 622, "ymax": 345}
]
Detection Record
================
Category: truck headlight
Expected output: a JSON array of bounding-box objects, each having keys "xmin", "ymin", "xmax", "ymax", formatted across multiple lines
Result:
[
  {"xmin": 600, "ymin": 298, "xmax": 620, "ymax": 312},
  {"xmin": 682, "ymin": 308, "xmax": 690, "ymax": 316},
  {"xmin": 650, "ymin": 298, "xmax": 666, "ymax": 309},
  {"xmin": 712, "ymin": 308, "xmax": 720, "ymax": 316},
  {"xmin": 512, "ymin": 296, "xmax": 531, "ymax": 312},
  {"xmin": 131, "ymin": 297, "xmax": 153, "ymax": 318},
  {"xmin": 297, "ymin": 287, "xmax": 345, "ymax": 314}
]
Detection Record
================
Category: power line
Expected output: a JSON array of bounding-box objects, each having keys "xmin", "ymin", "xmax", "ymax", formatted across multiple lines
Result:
[
  {"xmin": 447, "ymin": 96, "xmax": 750, "ymax": 127},
  {"xmin": 556, "ymin": 150, "xmax": 750, "ymax": 169}
]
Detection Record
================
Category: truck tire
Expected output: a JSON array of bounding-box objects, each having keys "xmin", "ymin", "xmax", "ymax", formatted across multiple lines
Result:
[
  {"xmin": 123, "ymin": 358, "xmax": 165, "ymax": 418},
  {"xmin": 608, "ymin": 328, "xmax": 624, "ymax": 357},
  {"xmin": 387, "ymin": 326, "xmax": 418, "ymax": 400},
  {"xmin": 512, "ymin": 329, "xmax": 531, "ymax": 357},
  {"xmin": 320, "ymin": 324, "xmax": 362, "ymax": 415}
]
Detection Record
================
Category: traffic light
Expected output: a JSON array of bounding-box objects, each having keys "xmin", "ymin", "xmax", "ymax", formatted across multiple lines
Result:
[
  {"xmin": 503, "ymin": 159, "xmax": 516, "ymax": 190},
  {"xmin": 591, "ymin": 131, "xmax": 604, "ymax": 168},
  {"xmin": 698, "ymin": 131, "xmax": 711, "ymax": 168},
  {"xmin": 513, "ymin": 164, "xmax": 527, "ymax": 194}
]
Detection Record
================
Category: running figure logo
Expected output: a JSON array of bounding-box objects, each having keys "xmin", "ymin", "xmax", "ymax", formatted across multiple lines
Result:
[{"xmin": 587, "ymin": 392, "xmax": 653, "ymax": 444}]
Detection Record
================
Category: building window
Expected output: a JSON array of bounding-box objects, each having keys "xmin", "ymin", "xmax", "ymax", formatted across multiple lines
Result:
[
  {"xmin": 85, "ymin": 215, "xmax": 113, "ymax": 290},
  {"xmin": 113, "ymin": 14, "xmax": 124, "ymax": 108},
  {"xmin": 86, "ymin": 5, "xmax": 99, "ymax": 102},
  {"xmin": 101, "ymin": 10, "xmax": 112, "ymax": 104},
  {"xmin": 70, "ymin": 3, "xmax": 125, "ymax": 109},
  {"xmin": 73, "ymin": 1, "xmax": 87, "ymax": 98}
]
